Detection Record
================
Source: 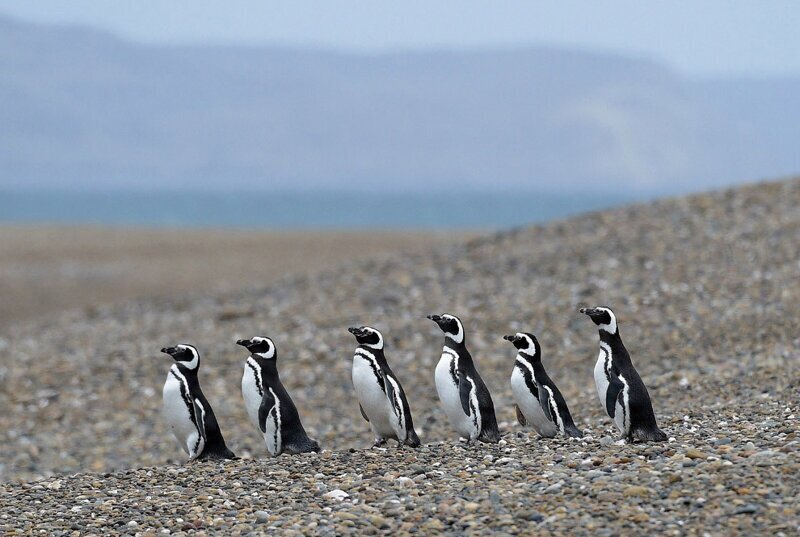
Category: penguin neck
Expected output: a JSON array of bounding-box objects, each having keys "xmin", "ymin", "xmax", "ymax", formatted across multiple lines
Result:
[
  {"xmin": 357, "ymin": 345, "xmax": 387, "ymax": 365},
  {"xmin": 518, "ymin": 353, "xmax": 545, "ymax": 379},
  {"xmin": 172, "ymin": 362, "xmax": 198, "ymax": 378},
  {"xmin": 444, "ymin": 337, "xmax": 466, "ymax": 352},
  {"xmin": 599, "ymin": 328, "xmax": 629, "ymax": 361},
  {"xmin": 251, "ymin": 354, "xmax": 279, "ymax": 380}
]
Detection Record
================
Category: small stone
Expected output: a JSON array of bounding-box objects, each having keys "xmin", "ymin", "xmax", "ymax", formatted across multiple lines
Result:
[
  {"xmin": 733, "ymin": 504, "xmax": 759, "ymax": 515},
  {"xmin": 685, "ymin": 448, "xmax": 708, "ymax": 459},
  {"xmin": 545, "ymin": 482, "xmax": 563, "ymax": 493},
  {"xmin": 396, "ymin": 476, "xmax": 415, "ymax": 488},
  {"xmin": 323, "ymin": 489, "xmax": 349, "ymax": 501},
  {"xmin": 623, "ymin": 486, "xmax": 651, "ymax": 498}
]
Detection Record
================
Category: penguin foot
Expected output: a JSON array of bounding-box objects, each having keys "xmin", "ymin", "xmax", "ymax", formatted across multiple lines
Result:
[{"xmin": 373, "ymin": 437, "xmax": 388, "ymax": 448}]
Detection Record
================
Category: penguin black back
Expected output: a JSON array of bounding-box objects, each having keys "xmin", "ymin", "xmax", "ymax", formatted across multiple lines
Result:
[
  {"xmin": 429, "ymin": 313, "xmax": 499, "ymax": 443},
  {"xmin": 505, "ymin": 332, "xmax": 583, "ymax": 438},
  {"xmin": 237, "ymin": 337, "xmax": 320, "ymax": 454},
  {"xmin": 452, "ymin": 341, "xmax": 500, "ymax": 443},
  {"xmin": 348, "ymin": 326, "xmax": 421, "ymax": 447},
  {"xmin": 581, "ymin": 307, "xmax": 667, "ymax": 442},
  {"xmin": 161, "ymin": 345, "xmax": 236, "ymax": 460}
]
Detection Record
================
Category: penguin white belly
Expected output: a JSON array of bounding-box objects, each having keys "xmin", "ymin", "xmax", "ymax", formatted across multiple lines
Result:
[
  {"xmin": 434, "ymin": 353, "xmax": 479, "ymax": 440},
  {"xmin": 241, "ymin": 362, "xmax": 262, "ymax": 430},
  {"xmin": 511, "ymin": 366, "xmax": 557, "ymax": 437},
  {"xmin": 352, "ymin": 356, "xmax": 396, "ymax": 439},
  {"xmin": 593, "ymin": 352, "xmax": 610, "ymax": 409},
  {"xmin": 162, "ymin": 371, "xmax": 204, "ymax": 459},
  {"xmin": 263, "ymin": 388, "xmax": 282, "ymax": 456}
]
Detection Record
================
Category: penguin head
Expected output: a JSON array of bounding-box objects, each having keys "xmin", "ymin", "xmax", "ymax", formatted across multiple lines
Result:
[
  {"xmin": 503, "ymin": 332, "xmax": 540, "ymax": 359},
  {"xmin": 161, "ymin": 344, "xmax": 200, "ymax": 370},
  {"xmin": 427, "ymin": 313, "xmax": 465, "ymax": 344},
  {"xmin": 347, "ymin": 326, "xmax": 384, "ymax": 350},
  {"xmin": 579, "ymin": 306, "xmax": 618, "ymax": 334},
  {"xmin": 236, "ymin": 337, "xmax": 276, "ymax": 359}
]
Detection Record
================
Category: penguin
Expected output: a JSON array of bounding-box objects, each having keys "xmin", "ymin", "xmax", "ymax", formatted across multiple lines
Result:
[
  {"xmin": 580, "ymin": 306, "xmax": 667, "ymax": 443},
  {"xmin": 237, "ymin": 337, "xmax": 320, "ymax": 456},
  {"xmin": 427, "ymin": 313, "xmax": 500, "ymax": 443},
  {"xmin": 161, "ymin": 344, "xmax": 236, "ymax": 460},
  {"xmin": 347, "ymin": 326, "xmax": 421, "ymax": 447},
  {"xmin": 505, "ymin": 332, "xmax": 583, "ymax": 438}
]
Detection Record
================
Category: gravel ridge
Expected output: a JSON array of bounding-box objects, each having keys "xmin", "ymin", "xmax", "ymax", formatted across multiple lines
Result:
[{"xmin": 1, "ymin": 178, "xmax": 798, "ymax": 534}]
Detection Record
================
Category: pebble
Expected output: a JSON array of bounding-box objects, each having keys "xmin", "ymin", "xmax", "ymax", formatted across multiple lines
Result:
[{"xmin": 323, "ymin": 490, "xmax": 350, "ymax": 501}]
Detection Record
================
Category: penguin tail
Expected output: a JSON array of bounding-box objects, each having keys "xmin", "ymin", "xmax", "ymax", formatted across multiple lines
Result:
[
  {"xmin": 634, "ymin": 427, "xmax": 668, "ymax": 443},
  {"xmin": 307, "ymin": 439, "xmax": 322, "ymax": 453},
  {"xmin": 287, "ymin": 436, "xmax": 321, "ymax": 454},
  {"xmin": 404, "ymin": 429, "xmax": 421, "ymax": 448},
  {"xmin": 197, "ymin": 447, "xmax": 238, "ymax": 461},
  {"xmin": 478, "ymin": 425, "xmax": 501, "ymax": 444},
  {"xmin": 207, "ymin": 445, "xmax": 238, "ymax": 460}
]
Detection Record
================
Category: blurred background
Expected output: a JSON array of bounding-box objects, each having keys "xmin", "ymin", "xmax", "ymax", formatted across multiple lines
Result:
[{"xmin": 1, "ymin": 1, "xmax": 798, "ymax": 323}]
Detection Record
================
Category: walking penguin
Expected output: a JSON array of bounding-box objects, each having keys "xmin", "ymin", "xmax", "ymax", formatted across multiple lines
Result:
[
  {"xmin": 348, "ymin": 326, "xmax": 421, "ymax": 447},
  {"xmin": 580, "ymin": 306, "xmax": 668, "ymax": 442},
  {"xmin": 161, "ymin": 344, "xmax": 237, "ymax": 460},
  {"xmin": 428, "ymin": 313, "xmax": 500, "ymax": 443},
  {"xmin": 237, "ymin": 337, "xmax": 320, "ymax": 456},
  {"xmin": 505, "ymin": 332, "xmax": 583, "ymax": 438}
]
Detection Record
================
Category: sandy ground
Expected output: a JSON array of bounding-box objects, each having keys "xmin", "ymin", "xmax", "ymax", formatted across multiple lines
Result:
[{"xmin": 0, "ymin": 226, "xmax": 469, "ymax": 324}]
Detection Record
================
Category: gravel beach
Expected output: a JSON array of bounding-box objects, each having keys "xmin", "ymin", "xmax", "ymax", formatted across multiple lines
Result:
[{"xmin": 1, "ymin": 178, "xmax": 798, "ymax": 535}]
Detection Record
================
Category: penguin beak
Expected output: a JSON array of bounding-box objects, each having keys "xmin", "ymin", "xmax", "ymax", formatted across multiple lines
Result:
[
  {"xmin": 503, "ymin": 334, "xmax": 518, "ymax": 343},
  {"xmin": 427, "ymin": 314, "xmax": 442, "ymax": 323},
  {"xmin": 161, "ymin": 346, "xmax": 176, "ymax": 356},
  {"xmin": 236, "ymin": 339, "xmax": 251, "ymax": 348},
  {"xmin": 580, "ymin": 307, "xmax": 598, "ymax": 316},
  {"xmin": 347, "ymin": 327, "xmax": 363, "ymax": 337}
]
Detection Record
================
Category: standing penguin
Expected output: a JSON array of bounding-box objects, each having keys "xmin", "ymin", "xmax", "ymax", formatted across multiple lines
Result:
[
  {"xmin": 428, "ymin": 313, "xmax": 500, "ymax": 443},
  {"xmin": 348, "ymin": 326, "xmax": 420, "ymax": 447},
  {"xmin": 505, "ymin": 332, "xmax": 583, "ymax": 438},
  {"xmin": 237, "ymin": 337, "xmax": 320, "ymax": 456},
  {"xmin": 580, "ymin": 306, "xmax": 667, "ymax": 442},
  {"xmin": 161, "ymin": 344, "xmax": 236, "ymax": 460}
]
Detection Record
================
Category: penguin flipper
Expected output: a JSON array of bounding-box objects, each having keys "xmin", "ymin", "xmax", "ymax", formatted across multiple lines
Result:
[
  {"xmin": 193, "ymin": 398, "xmax": 208, "ymax": 444},
  {"xmin": 538, "ymin": 388, "xmax": 555, "ymax": 424},
  {"xmin": 458, "ymin": 370, "xmax": 474, "ymax": 417},
  {"xmin": 384, "ymin": 376, "xmax": 399, "ymax": 417},
  {"xmin": 515, "ymin": 404, "xmax": 527, "ymax": 426},
  {"xmin": 258, "ymin": 390, "xmax": 276, "ymax": 433},
  {"xmin": 605, "ymin": 376, "xmax": 624, "ymax": 419},
  {"xmin": 359, "ymin": 404, "xmax": 370, "ymax": 422}
]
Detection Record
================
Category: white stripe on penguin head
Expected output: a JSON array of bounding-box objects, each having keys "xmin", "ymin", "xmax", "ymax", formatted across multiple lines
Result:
[
  {"xmin": 252, "ymin": 337, "xmax": 276, "ymax": 359},
  {"xmin": 596, "ymin": 307, "xmax": 618, "ymax": 335},
  {"xmin": 442, "ymin": 314, "xmax": 464, "ymax": 344},
  {"xmin": 177, "ymin": 344, "xmax": 200, "ymax": 370},
  {"xmin": 516, "ymin": 332, "xmax": 538, "ymax": 358},
  {"xmin": 361, "ymin": 327, "xmax": 384, "ymax": 350}
]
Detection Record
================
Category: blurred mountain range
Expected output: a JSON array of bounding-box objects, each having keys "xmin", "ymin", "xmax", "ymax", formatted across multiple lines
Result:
[{"xmin": 1, "ymin": 14, "xmax": 798, "ymax": 193}]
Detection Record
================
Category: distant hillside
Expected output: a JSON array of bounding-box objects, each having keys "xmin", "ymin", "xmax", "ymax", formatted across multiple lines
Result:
[{"xmin": 1, "ymin": 14, "xmax": 798, "ymax": 193}]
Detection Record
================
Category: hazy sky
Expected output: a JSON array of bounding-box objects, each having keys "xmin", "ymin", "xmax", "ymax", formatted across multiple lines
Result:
[{"xmin": 1, "ymin": 1, "xmax": 798, "ymax": 76}]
